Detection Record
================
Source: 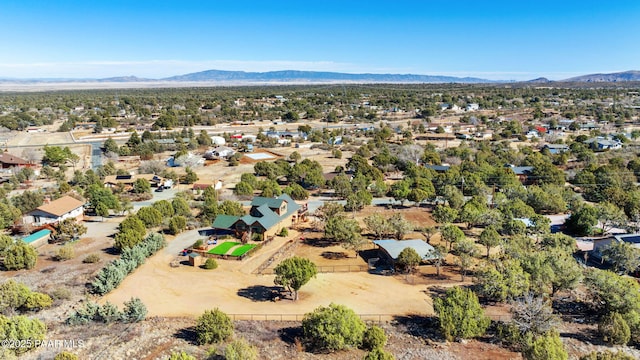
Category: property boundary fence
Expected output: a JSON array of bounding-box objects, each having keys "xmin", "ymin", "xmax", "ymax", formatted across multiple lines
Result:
[
  {"xmin": 224, "ymin": 313, "xmax": 587, "ymax": 323},
  {"xmin": 260, "ymin": 264, "xmax": 369, "ymax": 275},
  {"xmin": 226, "ymin": 313, "xmax": 395, "ymax": 323}
]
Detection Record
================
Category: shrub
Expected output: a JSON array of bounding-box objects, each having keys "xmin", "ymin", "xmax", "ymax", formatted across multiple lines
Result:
[
  {"xmin": 433, "ymin": 286, "xmax": 490, "ymax": 341},
  {"xmin": 54, "ymin": 244, "xmax": 75, "ymax": 261},
  {"xmin": 3, "ymin": 241, "xmax": 37, "ymax": 270},
  {"xmin": 279, "ymin": 227, "xmax": 289, "ymax": 237},
  {"xmin": 168, "ymin": 216, "xmax": 187, "ymax": 235},
  {"xmin": 598, "ymin": 312, "xmax": 630, "ymax": 345},
  {"xmin": 50, "ymin": 287, "xmax": 72, "ymax": 300},
  {"xmin": 96, "ymin": 302, "xmax": 122, "ymax": 324},
  {"xmin": 0, "ymin": 315, "xmax": 47, "ymax": 355},
  {"xmin": 23, "ymin": 292, "xmax": 53, "ymax": 311},
  {"xmin": 302, "ymin": 303, "xmax": 366, "ymax": 352},
  {"xmin": 82, "ymin": 254, "xmax": 101, "ymax": 264},
  {"xmin": 122, "ymin": 297, "xmax": 148, "ymax": 322},
  {"xmin": 168, "ymin": 351, "xmax": 196, "ymax": 360},
  {"xmin": 195, "ymin": 308, "xmax": 234, "ymax": 345},
  {"xmin": 224, "ymin": 338, "xmax": 258, "ymax": 360},
  {"xmin": 580, "ymin": 351, "xmax": 636, "ymax": 360},
  {"xmin": 54, "ymin": 351, "xmax": 79, "ymax": 360},
  {"xmin": 0, "ymin": 280, "xmax": 52, "ymax": 313},
  {"xmin": 522, "ymin": 330, "xmax": 567, "ymax": 360},
  {"xmin": 362, "ymin": 325, "xmax": 387, "ymax": 350},
  {"xmin": 193, "ymin": 239, "xmax": 204, "ymax": 249},
  {"xmin": 363, "ymin": 347, "xmax": 395, "ymax": 360},
  {"xmin": 203, "ymin": 258, "xmax": 218, "ymax": 270}
]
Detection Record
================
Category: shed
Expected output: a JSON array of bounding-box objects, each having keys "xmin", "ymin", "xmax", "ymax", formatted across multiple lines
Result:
[
  {"xmin": 372, "ymin": 239, "xmax": 436, "ymax": 265},
  {"xmin": 23, "ymin": 229, "xmax": 52, "ymax": 248},
  {"xmin": 188, "ymin": 252, "xmax": 203, "ymax": 267}
]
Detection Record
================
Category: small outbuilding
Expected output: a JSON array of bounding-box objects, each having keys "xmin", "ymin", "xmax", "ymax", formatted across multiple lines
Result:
[
  {"xmin": 372, "ymin": 239, "xmax": 437, "ymax": 266},
  {"xmin": 22, "ymin": 229, "xmax": 52, "ymax": 248},
  {"xmin": 188, "ymin": 252, "xmax": 203, "ymax": 267}
]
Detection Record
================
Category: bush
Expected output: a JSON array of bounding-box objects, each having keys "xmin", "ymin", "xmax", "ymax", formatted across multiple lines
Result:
[
  {"xmin": 363, "ymin": 347, "xmax": 395, "ymax": 360},
  {"xmin": 82, "ymin": 254, "xmax": 101, "ymax": 263},
  {"xmin": 168, "ymin": 351, "xmax": 196, "ymax": 360},
  {"xmin": 598, "ymin": 312, "xmax": 630, "ymax": 345},
  {"xmin": 580, "ymin": 351, "xmax": 636, "ymax": 360},
  {"xmin": 0, "ymin": 315, "xmax": 47, "ymax": 355},
  {"xmin": 50, "ymin": 287, "xmax": 72, "ymax": 300},
  {"xmin": 302, "ymin": 303, "xmax": 366, "ymax": 352},
  {"xmin": 96, "ymin": 302, "xmax": 122, "ymax": 324},
  {"xmin": 54, "ymin": 351, "xmax": 79, "ymax": 360},
  {"xmin": 195, "ymin": 308, "xmax": 234, "ymax": 345},
  {"xmin": 496, "ymin": 322, "xmax": 533, "ymax": 351},
  {"xmin": 3, "ymin": 241, "xmax": 37, "ymax": 270},
  {"xmin": 67, "ymin": 298, "xmax": 146, "ymax": 325},
  {"xmin": 362, "ymin": 325, "xmax": 387, "ymax": 350},
  {"xmin": 23, "ymin": 292, "xmax": 54, "ymax": 311},
  {"xmin": 433, "ymin": 287, "xmax": 490, "ymax": 341},
  {"xmin": 522, "ymin": 331, "xmax": 567, "ymax": 360},
  {"xmin": 279, "ymin": 227, "xmax": 289, "ymax": 237},
  {"xmin": 225, "ymin": 338, "xmax": 258, "ymax": 360},
  {"xmin": 0, "ymin": 280, "xmax": 52, "ymax": 313},
  {"xmin": 54, "ymin": 244, "xmax": 75, "ymax": 261},
  {"xmin": 168, "ymin": 216, "xmax": 187, "ymax": 235},
  {"xmin": 203, "ymin": 258, "xmax": 218, "ymax": 270},
  {"xmin": 122, "ymin": 297, "xmax": 148, "ymax": 322},
  {"xmin": 193, "ymin": 239, "xmax": 204, "ymax": 249}
]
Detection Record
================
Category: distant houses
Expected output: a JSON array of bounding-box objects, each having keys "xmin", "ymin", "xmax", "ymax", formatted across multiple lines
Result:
[
  {"xmin": 0, "ymin": 152, "xmax": 34, "ymax": 169},
  {"xmin": 584, "ymin": 137, "xmax": 622, "ymax": 151},
  {"xmin": 103, "ymin": 174, "xmax": 171, "ymax": 189},
  {"xmin": 542, "ymin": 144, "xmax": 570, "ymax": 155}
]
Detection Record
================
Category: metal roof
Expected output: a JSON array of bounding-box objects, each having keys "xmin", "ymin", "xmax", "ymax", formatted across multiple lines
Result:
[
  {"xmin": 373, "ymin": 239, "xmax": 437, "ymax": 260},
  {"xmin": 23, "ymin": 229, "xmax": 51, "ymax": 244},
  {"xmin": 212, "ymin": 215, "xmax": 240, "ymax": 230}
]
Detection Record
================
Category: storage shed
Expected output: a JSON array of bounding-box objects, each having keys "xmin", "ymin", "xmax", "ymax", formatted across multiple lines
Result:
[{"xmin": 188, "ymin": 252, "xmax": 203, "ymax": 267}]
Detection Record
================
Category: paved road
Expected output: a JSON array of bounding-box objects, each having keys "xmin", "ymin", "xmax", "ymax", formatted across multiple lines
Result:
[
  {"xmin": 90, "ymin": 142, "xmax": 103, "ymax": 170},
  {"xmin": 132, "ymin": 187, "xmax": 179, "ymax": 211}
]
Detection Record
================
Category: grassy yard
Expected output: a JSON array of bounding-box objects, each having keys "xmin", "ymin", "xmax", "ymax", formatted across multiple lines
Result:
[
  {"xmin": 230, "ymin": 244, "xmax": 257, "ymax": 257},
  {"xmin": 208, "ymin": 241, "xmax": 241, "ymax": 255}
]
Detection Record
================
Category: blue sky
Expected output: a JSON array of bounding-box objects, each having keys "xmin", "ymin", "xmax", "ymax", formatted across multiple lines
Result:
[{"xmin": 0, "ymin": 0, "xmax": 638, "ymax": 80}]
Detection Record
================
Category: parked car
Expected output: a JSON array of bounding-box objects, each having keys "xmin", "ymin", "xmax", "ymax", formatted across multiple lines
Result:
[{"xmin": 155, "ymin": 186, "xmax": 164, "ymax": 192}]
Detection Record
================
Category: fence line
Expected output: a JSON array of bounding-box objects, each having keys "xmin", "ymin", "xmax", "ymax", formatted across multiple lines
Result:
[
  {"xmin": 226, "ymin": 313, "xmax": 394, "ymax": 322},
  {"xmin": 260, "ymin": 264, "xmax": 370, "ymax": 275},
  {"xmin": 223, "ymin": 313, "xmax": 587, "ymax": 323}
]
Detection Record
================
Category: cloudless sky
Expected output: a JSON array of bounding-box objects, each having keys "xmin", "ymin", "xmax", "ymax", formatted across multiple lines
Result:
[{"xmin": 0, "ymin": 0, "xmax": 638, "ymax": 80}]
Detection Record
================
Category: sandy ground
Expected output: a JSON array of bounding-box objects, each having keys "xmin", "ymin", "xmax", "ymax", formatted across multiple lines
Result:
[{"xmin": 104, "ymin": 225, "xmax": 434, "ymax": 319}]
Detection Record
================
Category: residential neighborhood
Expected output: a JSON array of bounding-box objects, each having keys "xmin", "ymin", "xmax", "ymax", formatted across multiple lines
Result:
[{"xmin": 1, "ymin": 64, "xmax": 640, "ymax": 360}]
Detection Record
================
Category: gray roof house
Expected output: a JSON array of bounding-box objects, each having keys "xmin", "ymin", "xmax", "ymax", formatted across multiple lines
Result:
[{"xmin": 543, "ymin": 144, "xmax": 570, "ymax": 155}]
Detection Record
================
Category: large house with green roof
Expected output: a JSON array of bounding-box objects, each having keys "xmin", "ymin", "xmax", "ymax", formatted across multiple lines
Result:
[{"xmin": 212, "ymin": 194, "xmax": 301, "ymax": 241}]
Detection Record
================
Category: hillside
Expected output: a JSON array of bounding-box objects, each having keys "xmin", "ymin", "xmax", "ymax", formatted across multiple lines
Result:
[{"xmin": 564, "ymin": 70, "xmax": 640, "ymax": 82}]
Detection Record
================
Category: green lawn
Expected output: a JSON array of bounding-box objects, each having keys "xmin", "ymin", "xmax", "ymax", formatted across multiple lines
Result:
[
  {"xmin": 230, "ymin": 244, "xmax": 257, "ymax": 257},
  {"xmin": 208, "ymin": 242, "xmax": 241, "ymax": 255}
]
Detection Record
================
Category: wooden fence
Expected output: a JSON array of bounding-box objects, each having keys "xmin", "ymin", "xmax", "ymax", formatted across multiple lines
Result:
[{"xmin": 260, "ymin": 264, "xmax": 369, "ymax": 275}]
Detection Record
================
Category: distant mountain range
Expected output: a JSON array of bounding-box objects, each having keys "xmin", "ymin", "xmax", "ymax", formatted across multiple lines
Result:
[
  {"xmin": 1, "ymin": 70, "xmax": 639, "ymax": 85},
  {"xmin": 563, "ymin": 70, "xmax": 640, "ymax": 82},
  {"xmin": 160, "ymin": 69, "xmax": 495, "ymax": 83}
]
